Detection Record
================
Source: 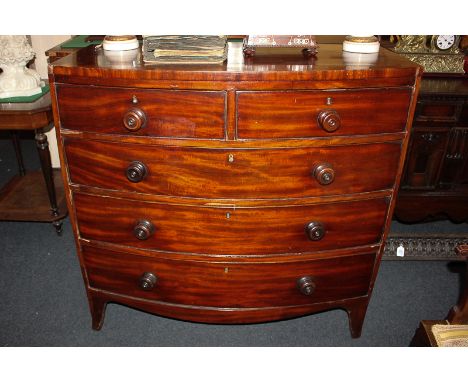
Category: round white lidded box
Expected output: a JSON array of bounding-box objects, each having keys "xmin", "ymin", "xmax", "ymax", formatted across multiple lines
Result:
[{"xmin": 103, "ymin": 35, "xmax": 139, "ymax": 51}]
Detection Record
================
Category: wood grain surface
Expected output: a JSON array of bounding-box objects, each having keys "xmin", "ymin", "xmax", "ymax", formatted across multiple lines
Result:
[
  {"xmin": 237, "ymin": 88, "xmax": 412, "ymax": 138},
  {"xmin": 57, "ymin": 85, "xmax": 226, "ymax": 138},
  {"xmin": 49, "ymin": 42, "xmax": 421, "ymax": 333},
  {"xmin": 64, "ymin": 138, "xmax": 402, "ymax": 199},
  {"xmin": 74, "ymin": 193, "xmax": 389, "ymax": 255},
  {"xmin": 83, "ymin": 245, "xmax": 375, "ymax": 308}
]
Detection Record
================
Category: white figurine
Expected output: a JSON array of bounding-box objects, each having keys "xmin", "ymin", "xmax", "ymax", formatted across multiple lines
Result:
[{"xmin": 0, "ymin": 35, "xmax": 43, "ymax": 99}]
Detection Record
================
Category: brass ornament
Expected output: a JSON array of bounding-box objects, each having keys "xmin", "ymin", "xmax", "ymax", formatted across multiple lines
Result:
[
  {"xmin": 399, "ymin": 53, "xmax": 464, "ymax": 74},
  {"xmin": 394, "ymin": 35, "xmax": 428, "ymax": 53},
  {"xmin": 393, "ymin": 35, "xmax": 464, "ymax": 73}
]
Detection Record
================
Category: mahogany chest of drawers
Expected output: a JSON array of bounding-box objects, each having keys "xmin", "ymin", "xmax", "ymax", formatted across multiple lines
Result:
[{"xmin": 49, "ymin": 43, "xmax": 421, "ymax": 338}]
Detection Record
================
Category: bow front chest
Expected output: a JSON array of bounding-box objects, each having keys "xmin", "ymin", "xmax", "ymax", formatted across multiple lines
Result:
[{"xmin": 49, "ymin": 43, "xmax": 421, "ymax": 337}]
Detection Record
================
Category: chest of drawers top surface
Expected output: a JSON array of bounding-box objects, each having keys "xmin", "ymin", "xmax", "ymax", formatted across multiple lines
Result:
[
  {"xmin": 49, "ymin": 42, "xmax": 420, "ymax": 87},
  {"xmin": 49, "ymin": 42, "xmax": 421, "ymax": 337}
]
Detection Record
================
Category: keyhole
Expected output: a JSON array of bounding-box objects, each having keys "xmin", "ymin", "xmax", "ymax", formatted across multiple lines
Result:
[{"xmin": 228, "ymin": 154, "xmax": 234, "ymax": 163}]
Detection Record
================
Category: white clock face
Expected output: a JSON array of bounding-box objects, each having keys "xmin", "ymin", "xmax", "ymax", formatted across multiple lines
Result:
[{"xmin": 436, "ymin": 35, "xmax": 456, "ymax": 50}]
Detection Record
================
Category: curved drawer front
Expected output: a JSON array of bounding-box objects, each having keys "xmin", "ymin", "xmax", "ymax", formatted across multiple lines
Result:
[
  {"xmin": 74, "ymin": 193, "xmax": 388, "ymax": 255},
  {"xmin": 56, "ymin": 85, "xmax": 226, "ymax": 138},
  {"xmin": 237, "ymin": 88, "xmax": 412, "ymax": 138},
  {"xmin": 82, "ymin": 245, "xmax": 375, "ymax": 308},
  {"xmin": 65, "ymin": 139, "xmax": 401, "ymax": 198}
]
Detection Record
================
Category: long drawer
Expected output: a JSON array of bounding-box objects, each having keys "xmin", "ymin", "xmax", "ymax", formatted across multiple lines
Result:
[
  {"xmin": 74, "ymin": 193, "xmax": 389, "ymax": 255},
  {"xmin": 82, "ymin": 245, "xmax": 375, "ymax": 308},
  {"xmin": 237, "ymin": 88, "xmax": 412, "ymax": 138},
  {"xmin": 64, "ymin": 139, "xmax": 401, "ymax": 198},
  {"xmin": 56, "ymin": 85, "xmax": 226, "ymax": 138}
]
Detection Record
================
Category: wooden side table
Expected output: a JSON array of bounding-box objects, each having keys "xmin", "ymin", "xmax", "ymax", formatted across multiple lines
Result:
[{"xmin": 0, "ymin": 91, "xmax": 67, "ymax": 234}]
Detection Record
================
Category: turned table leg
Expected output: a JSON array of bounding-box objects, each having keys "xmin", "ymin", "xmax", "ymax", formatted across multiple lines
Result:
[
  {"xmin": 11, "ymin": 130, "xmax": 26, "ymax": 176},
  {"xmin": 35, "ymin": 128, "xmax": 62, "ymax": 234}
]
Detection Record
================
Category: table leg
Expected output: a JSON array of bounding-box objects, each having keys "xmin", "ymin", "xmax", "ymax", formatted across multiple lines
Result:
[
  {"xmin": 11, "ymin": 130, "xmax": 26, "ymax": 176},
  {"xmin": 35, "ymin": 128, "xmax": 62, "ymax": 235}
]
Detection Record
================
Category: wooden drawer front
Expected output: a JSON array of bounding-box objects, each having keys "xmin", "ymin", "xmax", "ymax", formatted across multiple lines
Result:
[
  {"xmin": 83, "ymin": 245, "xmax": 375, "ymax": 308},
  {"xmin": 237, "ymin": 88, "xmax": 411, "ymax": 139},
  {"xmin": 415, "ymin": 98, "xmax": 463, "ymax": 124},
  {"xmin": 402, "ymin": 129, "xmax": 449, "ymax": 189},
  {"xmin": 56, "ymin": 85, "xmax": 226, "ymax": 138},
  {"xmin": 74, "ymin": 194, "xmax": 388, "ymax": 255},
  {"xmin": 65, "ymin": 139, "xmax": 401, "ymax": 198}
]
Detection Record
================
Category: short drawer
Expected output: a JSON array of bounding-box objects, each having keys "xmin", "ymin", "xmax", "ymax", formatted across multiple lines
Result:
[
  {"xmin": 236, "ymin": 88, "xmax": 412, "ymax": 138},
  {"xmin": 74, "ymin": 194, "xmax": 389, "ymax": 255},
  {"xmin": 64, "ymin": 139, "xmax": 401, "ymax": 198},
  {"xmin": 82, "ymin": 245, "xmax": 375, "ymax": 308},
  {"xmin": 414, "ymin": 98, "xmax": 464, "ymax": 124},
  {"xmin": 56, "ymin": 85, "xmax": 226, "ymax": 138}
]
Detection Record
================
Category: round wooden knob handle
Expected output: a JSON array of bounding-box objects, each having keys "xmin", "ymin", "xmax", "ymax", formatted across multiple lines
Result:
[
  {"xmin": 126, "ymin": 161, "xmax": 148, "ymax": 183},
  {"xmin": 123, "ymin": 108, "xmax": 146, "ymax": 131},
  {"xmin": 139, "ymin": 272, "xmax": 157, "ymax": 290},
  {"xmin": 305, "ymin": 221, "xmax": 326, "ymax": 241},
  {"xmin": 297, "ymin": 276, "xmax": 316, "ymax": 296},
  {"xmin": 313, "ymin": 163, "xmax": 335, "ymax": 185},
  {"xmin": 133, "ymin": 219, "xmax": 155, "ymax": 240},
  {"xmin": 317, "ymin": 109, "xmax": 341, "ymax": 132}
]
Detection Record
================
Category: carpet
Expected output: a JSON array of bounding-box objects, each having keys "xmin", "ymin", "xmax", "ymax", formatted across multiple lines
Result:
[{"xmin": 0, "ymin": 135, "xmax": 466, "ymax": 346}]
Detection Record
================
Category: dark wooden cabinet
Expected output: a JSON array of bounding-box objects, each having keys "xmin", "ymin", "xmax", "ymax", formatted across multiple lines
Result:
[
  {"xmin": 395, "ymin": 77, "xmax": 468, "ymax": 222},
  {"xmin": 48, "ymin": 42, "xmax": 420, "ymax": 338}
]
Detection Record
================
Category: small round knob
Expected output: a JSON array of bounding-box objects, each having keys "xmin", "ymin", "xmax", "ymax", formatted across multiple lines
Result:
[
  {"xmin": 126, "ymin": 161, "xmax": 148, "ymax": 183},
  {"xmin": 312, "ymin": 163, "xmax": 335, "ymax": 185},
  {"xmin": 133, "ymin": 219, "xmax": 155, "ymax": 240},
  {"xmin": 297, "ymin": 276, "xmax": 316, "ymax": 296},
  {"xmin": 317, "ymin": 109, "xmax": 341, "ymax": 133},
  {"xmin": 305, "ymin": 221, "xmax": 326, "ymax": 241},
  {"xmin": 139, "ymin": 272, "xmax": 157, "ymax": 290},
  {"xmin": 123, "ymin": 108, "xmax": 147, "ymax": 132}
]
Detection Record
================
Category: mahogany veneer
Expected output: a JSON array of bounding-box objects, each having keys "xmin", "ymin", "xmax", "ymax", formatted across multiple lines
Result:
[{"xmin": 49, "ymin": 43, "xmax": 421, "ymax": 337}]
